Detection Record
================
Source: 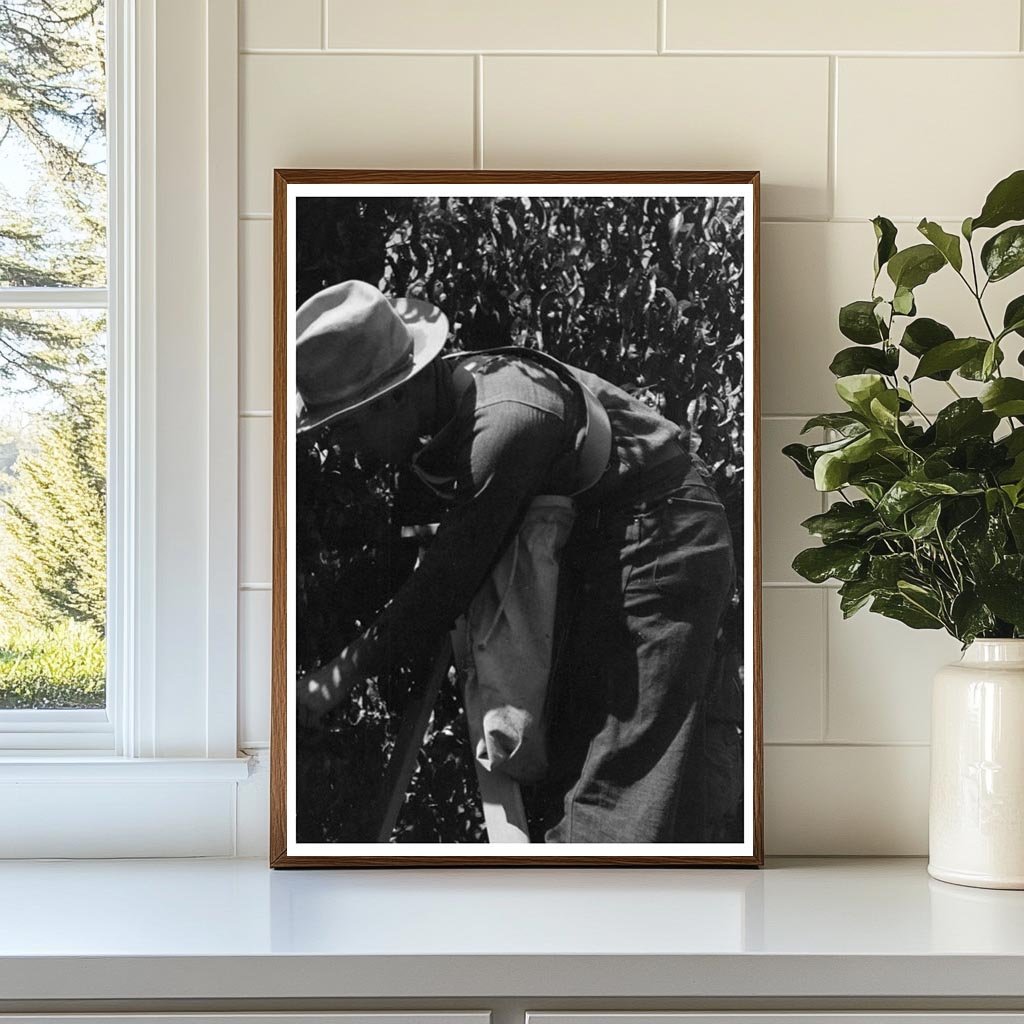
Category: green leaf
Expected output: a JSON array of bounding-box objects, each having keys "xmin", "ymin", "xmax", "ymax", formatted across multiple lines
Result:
[
  {"xmin": 908, "ymin": 500, "xmax": 942, "ymax": 539},
  {"xmin": 800, "ymin": 413, "xmax": 865, "ymax": 435},
  {"xmin": 900, "ymin": 317, "xmax": 954, "ymax": 359},
  {"xmin": 845, "ymin": 431, "xmax": 888, "ymax": 463},
  {"xmin": 868, "ymin": 552, "xmax": 915, "ymax": 587},
  {"xmin": 971, "ymin": 168, "xmax": 1024, "ymax": 232},
  {"xmin": 887, "ymin": 243, "xmax": 946, "ymax": 291},
  {"xmin": 868, "ymin": 389, "xmax": 902, "ymax": 430},
  {"xmin": 917, "ymin": 219, "xmax": 963, "ymax": 272},
  {"xmin": 792, "ymin": 543, "xmax": 866, "ymax": 584},
  {"xmin": 1009, "ymin": 508, "xmax": 1024, "ymax": 549},
  {"xmin": 829, "ymin": 345, "xmax": 899, "ymax": 378},
  {"xmin": 959, "ymin": 344, "xmax": 1004, "ymax": 381},
  {"xmin": 872, "ymin": 216, "xmax": 898, "ymax": 277},
  {"xmin": 782, "ymin": 442, "xmax": 814, "ymax": 479},
  {"xmin": 838, "ymin": 578, "xmax": 878, "ymax": 618},
  {"xmin": 814, "ymin": 450, "xmax": 851, "ymax": 491},
  {"xmin": 976, "ymin": 580, "xmax": 1024, "ymax": 629},
  {"xmin": 855, "ymin": 481, "xmax": 885, "ymax": 504},
  {"xmin": 892, "ymin": 286, "xmax": 916, "ymax": 316},
  {"xmin": 982, "ymin": 341, "xmax": 1000, "ymax": 381},
  {"xmin": 835, "ymin": 373, "xmax": 887, "ymax": 414},
  {"xmin": 979, "ymin": 378, "xmax": 1024, "ymax": 418},
  {"xmin": 839, "ymin": 299, "xmax": 886, "ymax": 345},
  {"xmin": 1002, "ymin": 295, "xmax": 1024, "ymax": 339},
  {"xmin": 962, "ymin": 216, "xmax": 974, "ymax": 241},
  {"xmin": 809, "ymin": 433, "xmax": 865, "ymax": 456},
  {"xmin": 933, "ymin": 470, "xmax": 987, "ymax": 494},
  {"xmin": 800, "ymin": 501, "xmax": 879, "ymax": 543},
  {"xmin": 871, "ymin": 593, "xmax": 943, "ymax": 630},
  {"xmin": 911, "ymin": 337, "xmax": 987, "ymax": 381},
  {"xmin": 950, "ymin": 592, "xmax": 994, "ymax": 644},
  {"xmin": 877, "ymin": 479, "xmax": 958, "ymax": 524},
  {"xmin": 933, "ymin": 399, "xmax": 999, "ymax": 444},
  {"xmin": 981, "ymin": 225, "xmax": 1024, "ymax": 282}
]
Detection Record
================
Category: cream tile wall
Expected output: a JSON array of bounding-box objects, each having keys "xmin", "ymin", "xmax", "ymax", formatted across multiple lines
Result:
[{"xmin": 236, "ymin": 0, "xmax": 1024, "ymax": 854}]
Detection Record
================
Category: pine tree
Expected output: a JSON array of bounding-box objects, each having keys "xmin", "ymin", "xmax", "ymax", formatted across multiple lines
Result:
[
  {"xmin": 0, "ymin": 0, "xmax": 106, "ymax": 393},
  {"xmin": 0, "ymin": 371, "xmax": 105, "ymax": 632},
  {"xmin": 0, "ymin": 0, "xmax": 107, "ymax": 652}
]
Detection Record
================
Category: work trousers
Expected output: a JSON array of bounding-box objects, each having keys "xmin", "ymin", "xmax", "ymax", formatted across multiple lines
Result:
[{"xmin": 535, "ymin": 463, "xmax": 735, "ymax": 843}]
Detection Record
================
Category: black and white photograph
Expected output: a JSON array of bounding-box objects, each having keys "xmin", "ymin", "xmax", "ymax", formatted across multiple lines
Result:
[{"xmin": 272, "ymin": 172, "xmax": 761, "ymax": 866}]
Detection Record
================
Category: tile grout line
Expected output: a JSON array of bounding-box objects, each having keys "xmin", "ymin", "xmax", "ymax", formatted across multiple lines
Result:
[
  {"xmin": 820, "ymin": 430, "xmax": 832, "ymax": 741},
  {"xmin": 763, "ymin": 586, "xmax": 840, "ymax": 592},
  {"xmin": 820, "ymin": 587, "xmax": 831, "ymax": 742},
  {"xmin": 238, "ymin": 47, "xmax": 1024, "ymax": 57},
  {"xmin": 236, "ymin": 213, "xmax": 971, "ymax": 225},
  {"xmin": 657, "ymin": 0, "xmax": 666, "ymax": 54},
  {"xmin": 321, "ymin": 0, "xmax": 328, "ymax": 50},
  {"xmin": 766, "ymin": 740, "xmax": 931, "ymax": 748},
  {"xmin": 474, "ymin": 55, "xmax": 484, "ymax": 169},
  {"xmin": 1021, "ymin": 0, "xmax": 1024, "ymax": 52},
  {"xmin": 827, "ymin": 55, "xmax": 838, "ymax": 220}
]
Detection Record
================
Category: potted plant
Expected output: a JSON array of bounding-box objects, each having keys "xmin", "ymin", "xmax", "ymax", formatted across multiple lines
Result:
[{"xmin": 785, "ymin": 169, "xmax": 1024, "ymax": 889}]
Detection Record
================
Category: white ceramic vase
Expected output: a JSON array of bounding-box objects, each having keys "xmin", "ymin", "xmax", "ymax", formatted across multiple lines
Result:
[{"xmin": 929, "ymin": 639, "xmax": 1024, "ymax": 889}]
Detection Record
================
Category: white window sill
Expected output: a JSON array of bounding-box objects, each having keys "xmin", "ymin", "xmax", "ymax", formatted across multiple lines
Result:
[
  {"xmin": 0, "ymin": 755, "xmax": 254, "ymax": 857},
  {"xmin": 0, "ymin": 754, "xmax": 252, "ymax": 782}
]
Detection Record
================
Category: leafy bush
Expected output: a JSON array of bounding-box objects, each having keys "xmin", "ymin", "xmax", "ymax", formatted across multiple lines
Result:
[
  {"xmin": 786, "ymin": 170, "xmax": 1024, "ymax": 643},
  {"xmin": 0, "ymin": 619, "xmax": 104, "ymax": 709},
  {"xmin": 296, "ymin": 195, "xmax": 746, "ymax": 842},
  {"xmin": 0, "ymin": 375, "xmax": 106, "ymax": 633}
]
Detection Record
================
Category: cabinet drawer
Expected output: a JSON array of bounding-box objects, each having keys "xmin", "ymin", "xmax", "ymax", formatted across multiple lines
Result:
[
  {"xmin": 528, "ymin": 1016, "xmax": 1024, "ymax": 1024},
  {"xmin": 0, "ymin": 1015, "xmax": 490, "ymax": 1024}
]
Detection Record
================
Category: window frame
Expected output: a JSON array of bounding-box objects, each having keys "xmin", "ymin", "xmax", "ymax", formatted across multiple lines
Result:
[
  {"xmin": 0, "ymin": 0, "xmax": 247, "ymax": 857},
  {"xmin": 0, "ymin": 4, "xmax": 118, "ymax": 750}
]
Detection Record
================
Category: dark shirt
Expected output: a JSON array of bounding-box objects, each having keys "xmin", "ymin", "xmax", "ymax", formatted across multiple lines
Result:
[{"xmin": 357, "ymin": 351, "xmax": 687, "ymax": 675}]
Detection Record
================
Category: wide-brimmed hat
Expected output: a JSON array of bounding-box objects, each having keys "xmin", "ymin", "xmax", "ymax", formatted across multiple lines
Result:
[{"xmin": 295, "ymin": 280, "xmax": 449, "ymax": 434}]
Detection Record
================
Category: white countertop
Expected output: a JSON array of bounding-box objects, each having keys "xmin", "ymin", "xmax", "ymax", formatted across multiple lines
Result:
[{"xmin": 1, "ymin": 857, "xmax": 1023, "ymax": 1002}]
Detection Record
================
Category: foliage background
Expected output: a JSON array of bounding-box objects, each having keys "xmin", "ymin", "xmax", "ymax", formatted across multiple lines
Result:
[
  {"xmin": 0, "ymin": 0, "xmax": 107, "ymax": 709},
  {"xmin": 294, "ymin": 195, "xmax": 747, "ymax": 843}
]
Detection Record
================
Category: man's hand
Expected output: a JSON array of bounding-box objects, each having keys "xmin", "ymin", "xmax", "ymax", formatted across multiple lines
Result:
[{"xmin": 295, "ymin": 644, "xmax": 366, "ymax": 728}]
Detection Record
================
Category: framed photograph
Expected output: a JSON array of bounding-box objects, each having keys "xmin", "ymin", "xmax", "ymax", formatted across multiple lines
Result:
[{"xmin": 271, "ymin": 170, "xmax": 762, "ymax": 867}]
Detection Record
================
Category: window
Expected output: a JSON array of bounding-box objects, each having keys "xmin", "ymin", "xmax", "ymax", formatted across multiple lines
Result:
[
  {"xmin": 0, "ymin": 0, "xmax": 110, "ymax": 747},
  {"xmin": 0, "ymin": 0, "xmax": 245, "ymax": 856}
]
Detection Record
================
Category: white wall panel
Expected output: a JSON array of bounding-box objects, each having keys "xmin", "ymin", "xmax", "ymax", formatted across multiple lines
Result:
[
  {"xmin": 240, "ymin": 218, "xmax": 273, "ymax": 411},
  {"xmin": 240, "ymin": 416, "xmax": 272, "ymax": 587},
  {"xmin": 239, "ymin": 589, "xmax": 272, "ymax": 747},
  {"xmin": 241, "ymin": 0, "xmax": 322, "ymax": 49},
  {"xmin": 766, "ymin": 744, "xmax": 930, "ymax": 854},
  {"xmin": 328, "ymin": 0, "xmax": 657, "ymax": 51},
  {"xmin": 233, "ymin": 9, "xmax": 1017, "ymax": 855},
  {"xmin": 763, "ymin": 588, "xmax": 825, "ymax": 743},
  {"xmin": 761, "ymin": 419, "xmax": 824, "ymax": 584},
  {"xmin": 483, "ymin": 56, "xmax": 831, "ymax": 219},
  {"xmin": 836, "ymin": 58, "xmax": 1024, "ymax": 220},
  {"xmin": 240, "ymin": 54, "xmax": 474, "ymax": 214},
  {"xmin": 826, "ymin": 599, "xmax": 961, "ymax": 744},
  {"xmin": 666, "ymin": 0, "xmax": 1021, "ymax": 52}
]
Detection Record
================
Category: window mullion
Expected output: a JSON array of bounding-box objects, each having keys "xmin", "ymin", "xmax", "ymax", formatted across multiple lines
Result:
[{"xmin": 0, "ymin": 287, "xmax": 108, "ymax": 310}]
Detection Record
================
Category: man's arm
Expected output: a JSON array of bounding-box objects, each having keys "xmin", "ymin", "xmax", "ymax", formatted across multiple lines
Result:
[
  {"xmin": 359, "ymin": 398, "xmax": 567, "ymax": 674},
  {"xmin": 297, "ymin": 396, "xmax": 568, "ymax": 717}
]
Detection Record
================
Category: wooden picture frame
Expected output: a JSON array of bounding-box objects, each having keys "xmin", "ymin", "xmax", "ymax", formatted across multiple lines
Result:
[{"xmin": 271, "ymin": 170, "xmax": 762, "ymax": 867}]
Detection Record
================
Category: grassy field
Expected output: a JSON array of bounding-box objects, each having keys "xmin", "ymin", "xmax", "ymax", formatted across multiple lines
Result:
[{"xmin": 0, "ymin": 620, "xmax": 105, "ymax": 709}]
